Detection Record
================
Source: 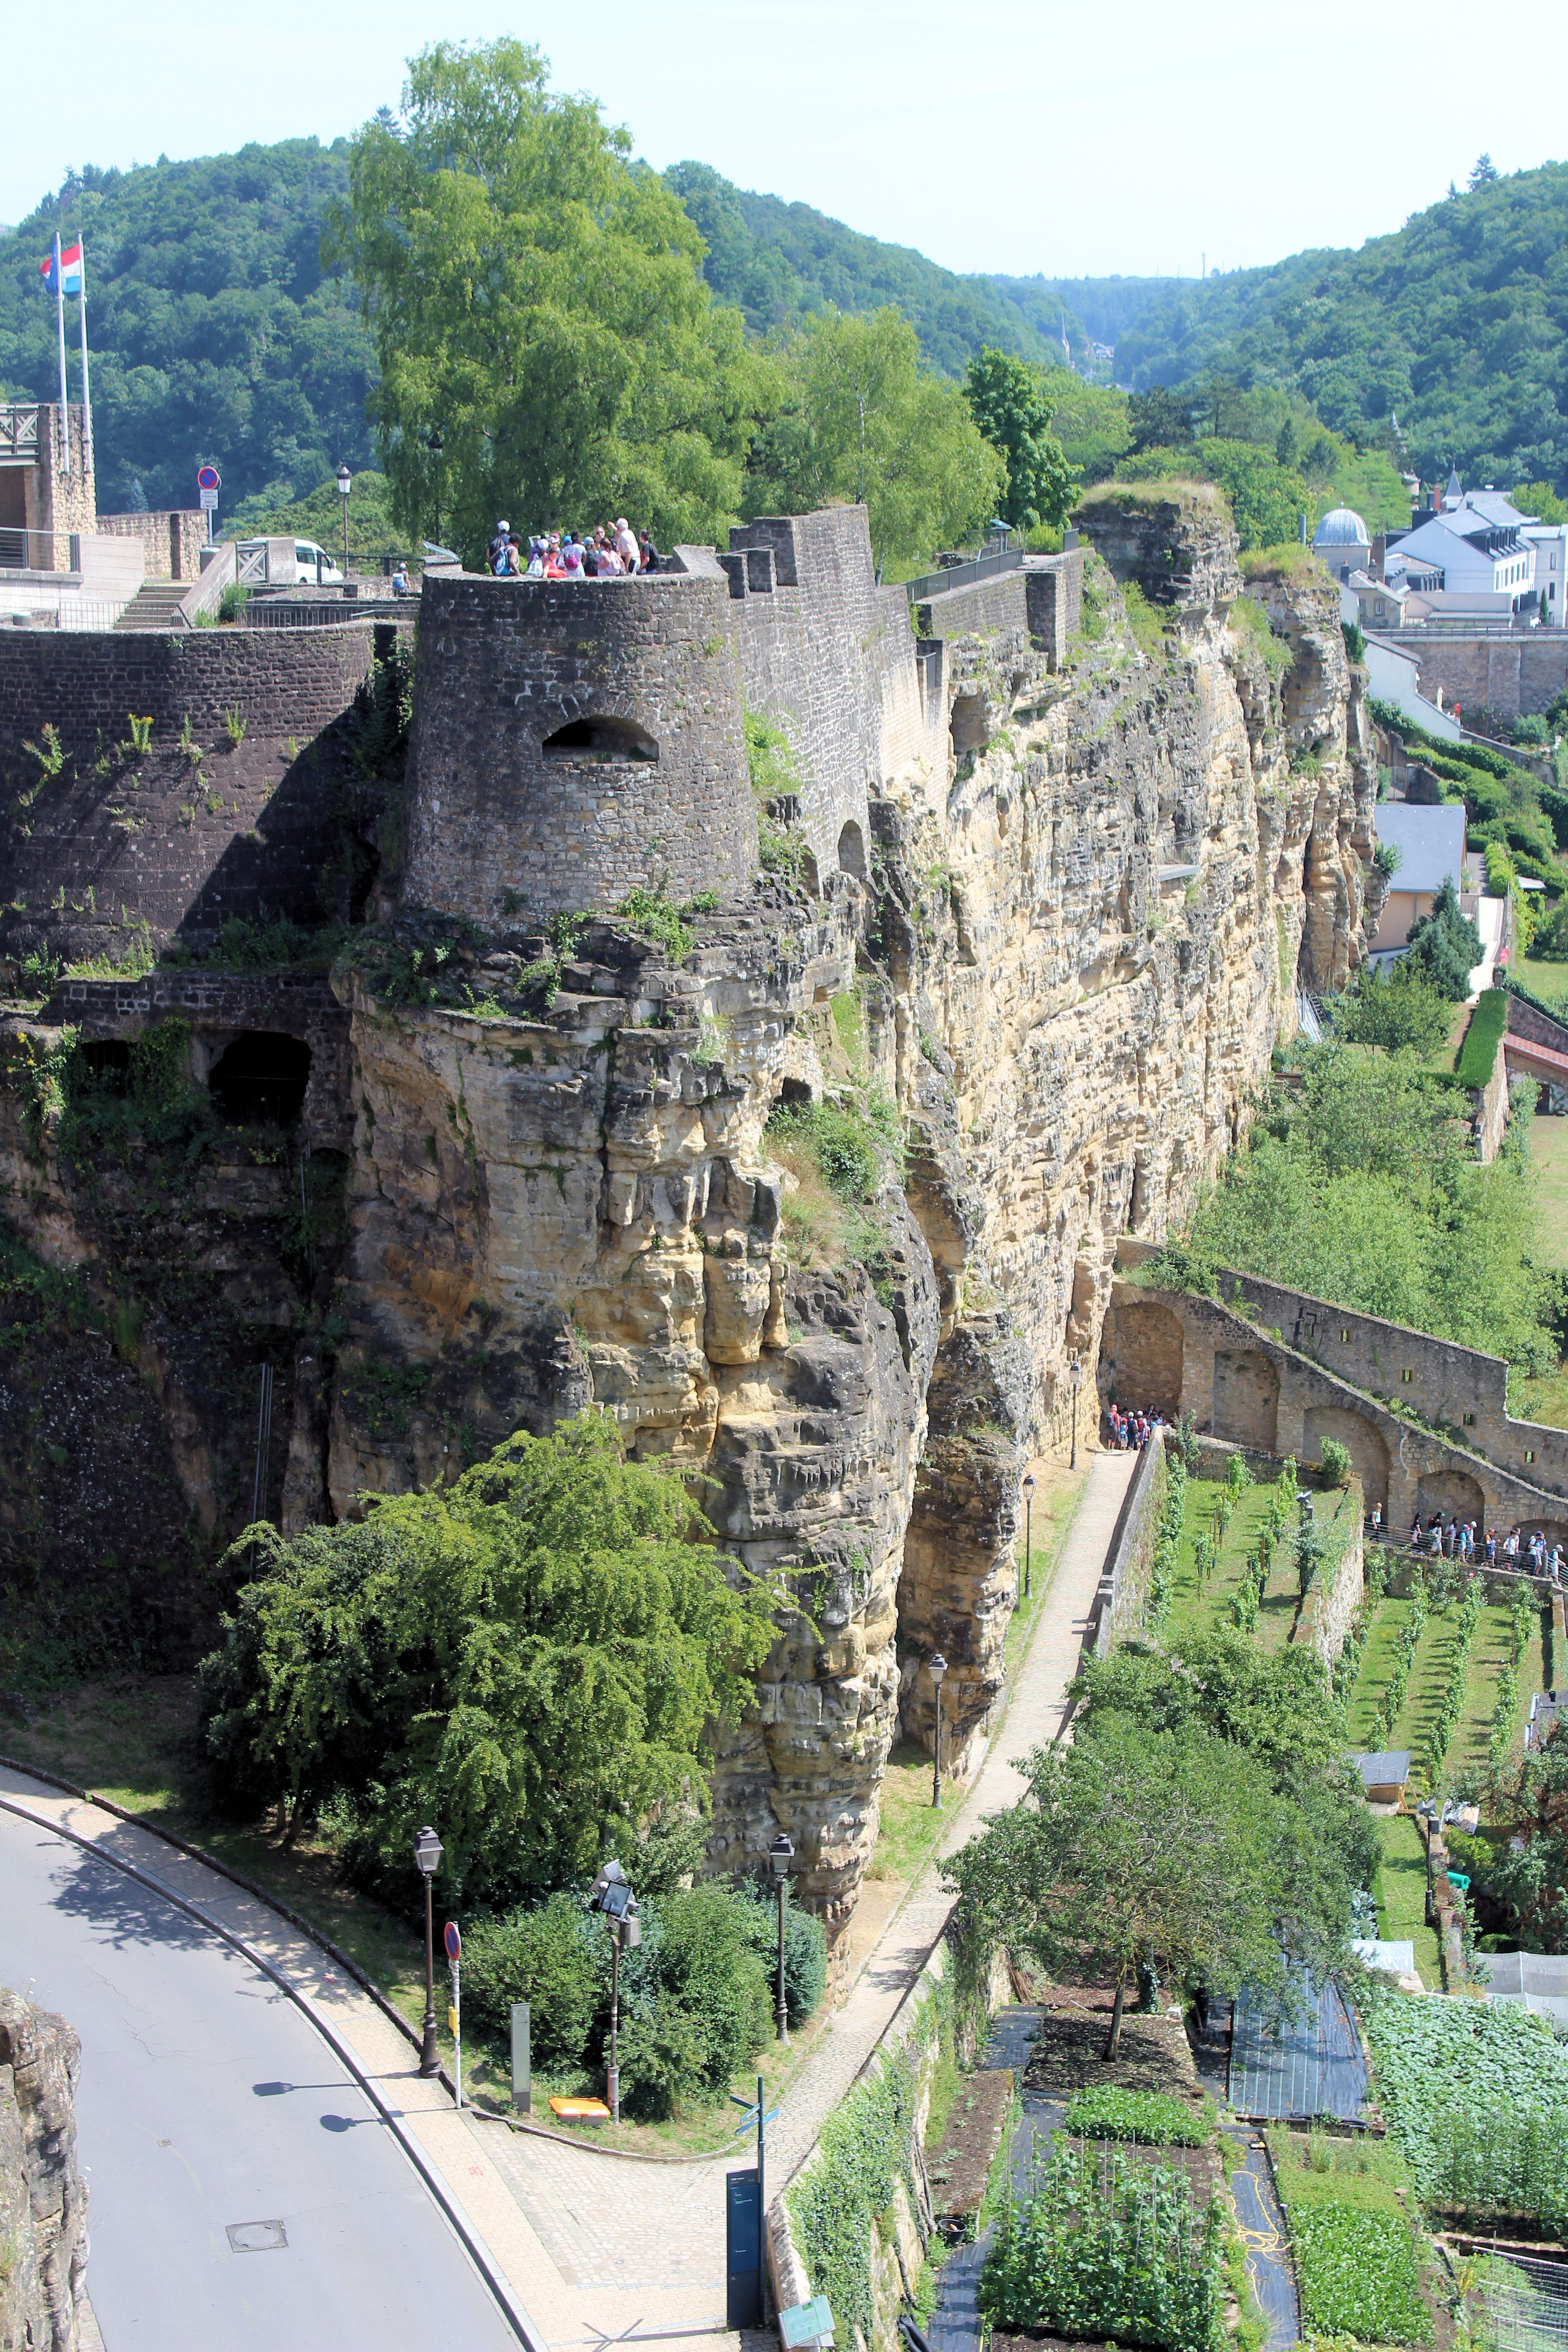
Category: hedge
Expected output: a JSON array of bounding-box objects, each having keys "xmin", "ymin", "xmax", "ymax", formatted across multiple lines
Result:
[{"xmin": 1455, "ymin": 989, "xmax": 1508, "ymax": 1088}]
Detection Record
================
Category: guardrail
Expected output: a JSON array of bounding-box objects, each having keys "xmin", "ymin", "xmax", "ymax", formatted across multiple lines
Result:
[
  {"xmin": 0, "ymin": 404, "xmax": 41, "ymax": 462},
  {"xmin": 246, "ymin": 595, "xmax": 413, "ymax": 628},
  {"xmin": 0, "ymin": 527, "xmax": 80, "ymax": 571},
  {"xmin": 0, "ymin": 600, "xmax": 129, "ymax": 632},
  {"xmin": 904, "ymin": 544, "xmax": 1024, "ymax": 605}
]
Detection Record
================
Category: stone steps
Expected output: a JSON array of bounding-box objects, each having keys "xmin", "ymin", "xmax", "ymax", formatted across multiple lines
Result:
[{"xmin": 113, "ymin": 583, "xmax": 191, "ymax": 631}]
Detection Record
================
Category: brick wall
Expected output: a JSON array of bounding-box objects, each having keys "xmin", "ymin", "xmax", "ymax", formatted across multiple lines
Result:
[{"xmin": 403, "ymin": 571, "xmax": 756, "ymax": 923}]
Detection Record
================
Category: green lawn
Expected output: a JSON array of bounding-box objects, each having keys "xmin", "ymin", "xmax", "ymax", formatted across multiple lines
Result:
[
  {"xmin": 1517, "ymin": 953, "xmax": 1568, "ymax": 1012},
  {"xmin": 1346, "ymin": 1597, "xmax": 1416, "ymax": 1748},
  {"xmin": 1372, "ymin": 1811, "xmax": 1442, "ymax": 1988}
]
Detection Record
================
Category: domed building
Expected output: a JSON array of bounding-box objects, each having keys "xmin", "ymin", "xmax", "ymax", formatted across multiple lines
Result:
[{"xmin": 1312, "ymin": 505, "xmax": 1371, "ymax": 582}]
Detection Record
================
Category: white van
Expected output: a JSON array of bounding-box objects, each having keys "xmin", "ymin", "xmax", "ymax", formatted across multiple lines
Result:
[{"xmin": 234, "ymin": 537, "xmax": 345, "ymax": 586}]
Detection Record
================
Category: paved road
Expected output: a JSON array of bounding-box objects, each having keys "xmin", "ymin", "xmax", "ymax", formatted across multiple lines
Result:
[{"xmin": 0, "ymin": 1808, "xmax": 517, "ymax": 2352}]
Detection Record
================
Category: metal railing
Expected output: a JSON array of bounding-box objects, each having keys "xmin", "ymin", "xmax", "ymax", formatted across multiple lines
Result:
[
  {"xmin": 0, "ymin": 599, "xmax": 130, "ymax": 632},
  {"xmin": 0, "ymin": 527, "xmax": 79, "ymax": 572},
  {"xmin": 245, "ymin": 595, "xmax": 412, "ymax": 628},
  {"xmin": 904, "ymin": 543, "xmax": 1024, "ymax": 606}
]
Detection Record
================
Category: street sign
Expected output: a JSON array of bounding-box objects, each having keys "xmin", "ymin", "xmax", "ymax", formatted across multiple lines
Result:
[
  {"xmin": 779, "ymin": 2297, "xmax": 835, "ymax": 2350},
  {"xmin": 444, "ymin": 1920, "xmax": 461, "ymax": 1964},
  {"xmin": 197, "ymin": 464, "xmax": 220, "ymax": 492},
  {"xmin": 199, "ymin": 488, "xmax": 218, "ymax": 511}
]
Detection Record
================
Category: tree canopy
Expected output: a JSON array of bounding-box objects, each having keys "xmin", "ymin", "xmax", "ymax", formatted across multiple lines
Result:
[
  {"xmin": 945, "ymin": 1708, "xmax": 1356, "ymax": 2054},
  {"xmin": 742, "ymin": 305, "xmax": 1005, "ymax": 571},
  {"xmin": 328, "ymin": 39, "xmax": 771, "ymax": 562},
  {"xmin": 963, "ymin": 348, "xmax": 1076, "ymax": 531},
  {"xmin": 197, "ymin": 1410, "xmax": 778, "ymax": 1907}
]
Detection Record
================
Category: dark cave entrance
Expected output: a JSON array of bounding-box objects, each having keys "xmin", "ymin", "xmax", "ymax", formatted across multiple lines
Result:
[{"xmin": 209, "ymin": 1032, "xmax": 312, "ymax": 1128}]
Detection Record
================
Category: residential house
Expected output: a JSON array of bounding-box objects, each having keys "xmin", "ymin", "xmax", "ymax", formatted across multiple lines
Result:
[{"xmin": 1367, "ymin": 803, "xmax": 1468, "ymax": 956}]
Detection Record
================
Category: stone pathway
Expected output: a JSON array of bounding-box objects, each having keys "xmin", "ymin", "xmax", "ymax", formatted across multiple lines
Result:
[{"xmin": 3, "ymin": 1446, "xmax": 1138, "ymax": 2349}]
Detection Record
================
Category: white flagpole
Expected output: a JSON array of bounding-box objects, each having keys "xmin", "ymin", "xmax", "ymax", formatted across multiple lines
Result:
[
  {"xmin": 77, "ymin": 240, "xmax": 93, "ymax": 485},
  {"xmin": 54, "ymin": 233, "xmax": 70, "ymax": 476}
]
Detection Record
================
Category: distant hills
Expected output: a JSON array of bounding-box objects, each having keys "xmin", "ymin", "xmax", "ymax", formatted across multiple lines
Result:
[{"xmin": 0, "ymin": 137, "xmax": 1562, "ymax": 515}]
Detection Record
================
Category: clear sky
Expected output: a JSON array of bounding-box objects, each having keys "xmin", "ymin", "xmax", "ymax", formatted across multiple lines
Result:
[{"xmin": 5, "ymin": 0, "xmax": 1564, "ymax": 280}]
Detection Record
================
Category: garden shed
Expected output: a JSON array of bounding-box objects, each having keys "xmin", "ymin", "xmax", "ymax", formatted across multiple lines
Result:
[{"xmin": 1350, "ymin": 1750, "xmax": 1412, "ymax": 1804}]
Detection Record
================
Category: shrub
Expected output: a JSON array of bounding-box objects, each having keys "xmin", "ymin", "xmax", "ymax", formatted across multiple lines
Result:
[
  {"xmin": 1373, "ymin": 838, "xmax": 1402, "ymax": 877},
  {"xmin": 1455, "ymin": 989, "xmax": 1508, "ymax": 1088},
  {"xmin": 1332, "ymin": 960, "xmax": 1447, "ymax": 1054},
  {"xmin": 1319, "ymin": 1438, "xmax": 1352, "ymax": 1487},
  {"xmin": 1062, "ymin": 2087, "xmax": 1212, "ymax": 2146},
  {"xmin": 1290, "ymin": 2204, "xmax": 1431, "ymax": 2343},
  {"xmin": 615, "ymin": 1883, "xmax": 774, "ymax": 2118},
  {"xmin": 461, "ymin": 1892, "xmax": 604, "ymax": 2065}
]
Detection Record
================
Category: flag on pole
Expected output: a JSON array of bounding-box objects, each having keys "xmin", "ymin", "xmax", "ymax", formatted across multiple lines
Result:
[{"xmin": 39, "ymin": 241, "xmax": 84, "ymax": 296}]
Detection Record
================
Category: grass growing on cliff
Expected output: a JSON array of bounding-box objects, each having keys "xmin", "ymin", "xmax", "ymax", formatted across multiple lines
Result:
[
  {"xmin": 766, "ymin": 1091, "xmax": 904, "ymax": 1281},
  {"xmin": 1227, "ymin": 591, "xmax": 1294, "ymax": 684}
]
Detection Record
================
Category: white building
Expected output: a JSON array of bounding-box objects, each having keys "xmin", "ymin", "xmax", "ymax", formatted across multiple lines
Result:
[
  {"xmin": 1387, "ymin": 473, "xmax": 1555, "ymax": 620},
  {"xmin": 1312, "ymin": 505, "xmax": 1371, "ymax": 582}
]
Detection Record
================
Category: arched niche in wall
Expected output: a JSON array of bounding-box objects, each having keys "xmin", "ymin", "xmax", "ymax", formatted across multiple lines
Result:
[
  {"xmin": 541, "ymin": 714, "xmax": 660, "ymax": 764},
  {"xmin": 837, "ymin": 819, "xmax": 867, "ymax": 881}
]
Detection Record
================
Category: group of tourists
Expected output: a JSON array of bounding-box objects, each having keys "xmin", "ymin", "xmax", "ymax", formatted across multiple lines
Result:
[
  {"xmin": 487, "ymin": 518, "xmax": 663, "ymax": 579},
  {"xmin": 1398, "ymin": 1509, "xmax": 1565, "ymax": 1579},
  {"xmin": 1107, "ymin": 1403, "xmax": 1164, "ymax": 1450}
]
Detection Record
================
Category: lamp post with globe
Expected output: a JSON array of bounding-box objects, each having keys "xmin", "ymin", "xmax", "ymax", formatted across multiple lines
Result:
[
  {"xmin": 769, "ymin": 1833, "xmax": 794, "ymax": 2045},
  {"xmin": 413, "ymin": 1825, "xmax": 442, "ymax": 2076}
]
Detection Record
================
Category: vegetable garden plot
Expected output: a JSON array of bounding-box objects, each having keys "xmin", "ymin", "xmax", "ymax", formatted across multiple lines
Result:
[{"xmin": 1362, "ymin": 1984, "xmax": 1568, "ymax": 2227}]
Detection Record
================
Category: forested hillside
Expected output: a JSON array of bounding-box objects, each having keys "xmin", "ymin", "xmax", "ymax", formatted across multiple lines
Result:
[
  {"xmin": 1040, "ymin": 164, "xmax": 1568, "ymax": 492},
  {"xmin": 662, "ymin": 161, "xmax": 1053, "ymax": 375},
  {"xmin": 1, "ymin": 134, "xmax": 1563, "ymax": 515},
  {"xmin": 0, "ymin": 143, "xmax": 376, "ymax": 514}
]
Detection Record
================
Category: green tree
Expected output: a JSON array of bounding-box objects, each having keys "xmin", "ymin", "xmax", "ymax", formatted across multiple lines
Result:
[
  {"xmin": 197, "ymin": 1410, "xmax": 777, "ymax": 1906},
  {"xmin": 946, "ymin": 1713, "xmax": 1345, "ymax": 2056},
  {"xmin": 744, "ymin": 305, "xmax": 1005, "ymax": 570},
  {"xmin": 963, "ymin": 348, "xmax": 1077, "ymax": 530},
  {"xmin": 1490, "ymin": 1721, "xmax": 1568, "ymax": 1951},
  {"xmin": 328, "ymin": 39, "xmax": 771, "ymax": 562},
  {"xmin": 1127, "ymin": 386, "xmax": 1194, "ymax": 451},
  {"xmin": 1514, "ymin": 482, "xmax": 1568, "ymax": 524},
  {"xmin": 1333, "ymin": 961, "xmax": 1451, "ymax": 1056},
  {"xmin": 1404, "ymin": 876, "xmax": 1481, "ymax": 998},
  {"xmin": 1469, "ymin": 154, "xmax": 1500, "ymax": 189}
]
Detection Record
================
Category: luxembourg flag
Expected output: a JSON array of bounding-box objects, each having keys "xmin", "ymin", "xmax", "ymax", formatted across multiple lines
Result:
[{"xmin": 39, "ymin": 240, "xmax": 84, "ymax": 295}]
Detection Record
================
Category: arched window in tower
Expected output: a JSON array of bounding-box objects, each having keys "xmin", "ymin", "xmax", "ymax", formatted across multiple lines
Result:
[{"xmin": 541, "ymin": 715, "xmax": 660, "ymax": 764}]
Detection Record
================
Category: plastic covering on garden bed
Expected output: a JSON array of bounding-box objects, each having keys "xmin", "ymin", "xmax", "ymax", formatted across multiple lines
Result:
[{"xmin": 1229, "ymin": 1972, "xmax": 1367, "ymax": 2121}]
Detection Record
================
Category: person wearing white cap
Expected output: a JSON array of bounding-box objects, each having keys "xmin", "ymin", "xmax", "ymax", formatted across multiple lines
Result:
[
  {"xmin": 488, "ymin": 519, "xmax": 511, "ymax": 573},
  {"xmin": 614, "ymin": 518, "xmax": 639, "ymax": 573}
]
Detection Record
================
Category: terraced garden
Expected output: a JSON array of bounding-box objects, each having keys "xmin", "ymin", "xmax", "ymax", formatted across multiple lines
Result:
[{"xmin": 1343, "ymin": 1582, "xmax": 1547, "ymax": 1791}]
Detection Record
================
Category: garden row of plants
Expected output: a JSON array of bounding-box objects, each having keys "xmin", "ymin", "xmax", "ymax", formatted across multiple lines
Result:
[
  {"xmin": 1268, "ymin": 2125, "xmax": 1431, "ymax": 2346},
  {"xmin": 1227, "ymin": 1452, "xmax": 1296, "ymax": 1633}
]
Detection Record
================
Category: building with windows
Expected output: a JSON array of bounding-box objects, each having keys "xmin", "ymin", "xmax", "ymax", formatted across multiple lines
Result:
[{"xmin": 1385, "ymin": 475, "xmax": 1562, "ymax": 621}]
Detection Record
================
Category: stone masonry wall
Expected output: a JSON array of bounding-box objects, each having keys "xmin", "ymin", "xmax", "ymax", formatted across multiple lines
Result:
[
  {"xmin": 403, "ymin": 570, "xmax": 756, "ymax": 922},
  {"xmin": 1397, "ymin": 634, "xmax": 1568, "ymax": 719},
  {"xmin": 97, "ymin": 507, "xmax": 209, "ymax": 583},
  {"xmin": 0, "ymin": 627, "xmax": 383, "ymax": 965}
]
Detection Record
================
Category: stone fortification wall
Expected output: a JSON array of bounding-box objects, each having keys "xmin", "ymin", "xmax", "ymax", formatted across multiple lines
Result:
[
  {"xmin": 1216, "ymin": 1267, "xmax": 1568, "ymax": 1499},
  {"xmin": 402, "ymin": 570, "xmax": 755, "ymax": 923},
  {"xmin": 723, "ymin": 507, "xmax": 940, "ymax": 881},
  {"xmin": 1399, "ymin": 633, "xmax": 1568, "ymax": 720},
  {"xmin": 911, "ymin": 568, "xmax": 1027, "ymax": 644},
  {"xmin": 1507, "ymin": 990, "xmax": 1568, "ymax": 1056},
  {"xmin": 0, "ymin": 627, "xmax": 383, "ymax": 965}
]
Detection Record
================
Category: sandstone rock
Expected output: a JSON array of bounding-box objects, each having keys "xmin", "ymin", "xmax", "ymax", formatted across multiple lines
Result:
[{"xmin": 0, "ymin": 1986, "xmax": 88, "ymax": 2352}]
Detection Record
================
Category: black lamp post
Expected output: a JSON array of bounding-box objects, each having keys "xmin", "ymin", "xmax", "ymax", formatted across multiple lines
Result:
[
  {"xmin": 769, "ymin": 1833, "xmax": 794, "ymax": 2045},
  {"xmin": 1021, "ymin": 1471, "xmax": 1035, "ymax": 1601},
  {"xmin": 413, "ymin": 1824, "xmax": 442, "ymax": 2076},
  {"xmin": 1070, "ymin": 1355, "xmax": 1083, "ymax": 1470},
  {"xmin": 590, "ymin": 1859, "xmax": 640, "ymax": 2124},
  {"xmin": 336, "ymin": 461, "xmax": 352, "ymax": 578},
  {"xmin": 931, "ymin": 1653, "xmax": 948, "ymax": 1809}
]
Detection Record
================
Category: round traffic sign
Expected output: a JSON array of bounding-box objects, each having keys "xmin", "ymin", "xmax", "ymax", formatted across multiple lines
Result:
[
  {"xmin": 444, "ymin": 1920, "xmax": 461, "ymax": 1964},
  {"xmin": 197, "ymin": 463, "xmax": 220, "ymax": 493}
]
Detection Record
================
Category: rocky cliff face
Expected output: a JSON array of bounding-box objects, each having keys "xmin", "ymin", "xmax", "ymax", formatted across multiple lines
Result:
[
  {"xmin": 0, "ymin": 505, "xmax": 1372, "ymax": 1960},
  {"xmin": 310, "ymin": 503, "xmax": 1371, "ymax": 1952},
  {"xmin": 0, "ymin": 1987, "xmax": 89, "ymax": 2352}
]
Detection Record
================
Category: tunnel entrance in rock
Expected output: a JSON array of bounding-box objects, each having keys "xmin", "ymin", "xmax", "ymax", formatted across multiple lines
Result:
[
  {"xmin": 209, "ymin": 1032, "xmax": 312, "ymax": 1127},
  {"xmin": 541, "ymin": 714, "xmax": 659, "ymax": 763},
  {"xmin": 837, "ymin": 820, "xmax": 867, "ymax": 881}
]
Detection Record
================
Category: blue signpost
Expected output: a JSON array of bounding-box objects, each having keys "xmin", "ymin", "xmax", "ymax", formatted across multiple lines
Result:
[{"xmin": 727, "ymin": 2075, "xmax": 779, "ymax": 2329}]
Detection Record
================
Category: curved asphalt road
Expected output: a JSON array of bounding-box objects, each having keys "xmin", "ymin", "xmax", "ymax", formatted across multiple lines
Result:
[{"xmin": 0, "ymin": 1807, "xmax": 517, "ymax": 2351}]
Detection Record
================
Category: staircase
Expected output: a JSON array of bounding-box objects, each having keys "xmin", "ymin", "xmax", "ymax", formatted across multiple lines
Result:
[{"xmin": 113, "ymin": 580, "xmax": 192, "ymax": 631}]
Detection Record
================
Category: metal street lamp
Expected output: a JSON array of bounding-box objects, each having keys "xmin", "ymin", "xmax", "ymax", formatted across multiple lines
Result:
[
  {"xmin": 1070, "ymin": 1355, "xmax": 1084, "ymax": 1471},
  {"xmin": 590, "ymin": 1859, "xmax": 640, "ymax": 2124},
  {"xmin": 769, "ymin": 1833, "xmax": 794, "ymax": 2045},
  {"xmin": 1021, "ymin": 1472, "xmax": 1035, "ymax": 1601},
  {"xmin": 336, "ymin": 461, "xmax": 352, "ymax": 578},
  {"xmin": 413, "ymin": 1825, "xmax": 442, "ymax": 2076},
  {"xmin": 930, "ymin": 1653, "xmax": 948, "ymax": 1809}
]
